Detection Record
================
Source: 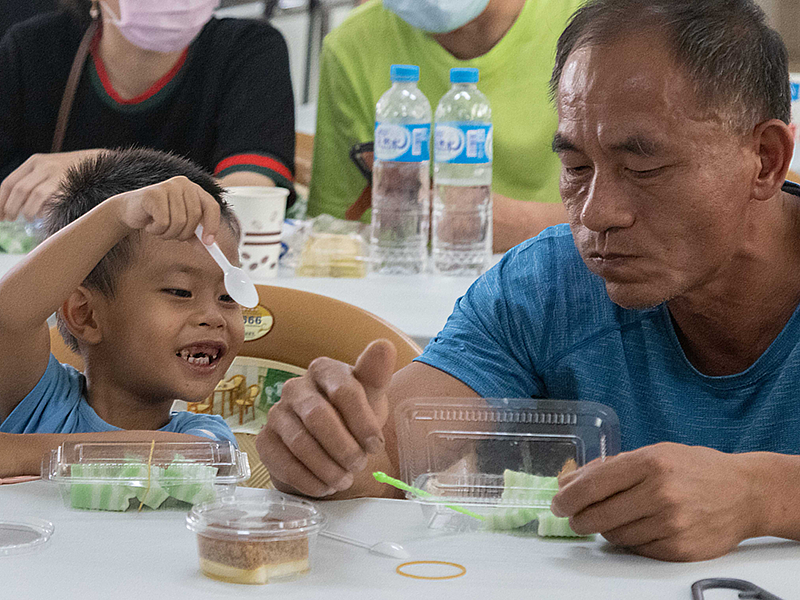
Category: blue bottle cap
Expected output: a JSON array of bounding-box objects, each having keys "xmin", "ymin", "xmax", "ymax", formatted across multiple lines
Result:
[
  {"xmin": 390, "ymin": 64, "xmax": 420, "ymax": 82},
  {"xmin": 450, "ymin": 68, "xmax": 479, "ymax": 84}
]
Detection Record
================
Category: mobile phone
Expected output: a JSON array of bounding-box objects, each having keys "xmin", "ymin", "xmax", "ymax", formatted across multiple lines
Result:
[{"xmin": 349, "ymin": 141, "xmax": 374, "ymax": 184}]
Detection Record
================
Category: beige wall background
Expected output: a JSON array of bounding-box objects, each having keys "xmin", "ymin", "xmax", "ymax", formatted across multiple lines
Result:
[{"xmin": 757, "ymin": 0, "xmax": 800, "ymax": 71}]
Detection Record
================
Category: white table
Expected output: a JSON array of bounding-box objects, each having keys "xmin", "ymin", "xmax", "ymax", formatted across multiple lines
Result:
[
  {"xmin": 2, "ymin": 480, "xmax": 798, "ymax": 599},
  {"xmin": 265, "ymin": 271, "xmax": 481, "ymax": 348},
  {"xmin": 0, "ymin": 253, "xmax": 485, "ymax": 348}
]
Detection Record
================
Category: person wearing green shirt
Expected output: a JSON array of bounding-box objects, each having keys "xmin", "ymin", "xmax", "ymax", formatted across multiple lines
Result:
[{"xmin": 308, "ymin": 0, "xmax": 583, "ymax": 252}]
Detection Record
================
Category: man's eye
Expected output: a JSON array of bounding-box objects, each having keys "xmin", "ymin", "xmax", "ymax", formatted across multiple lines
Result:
[
  {"xmin": 164, "ymin": 289, "xmax": 192, "ymax": 298},
  {"xmin": 564, "ymin": 165, "xmax": 591, "ymax": 175},
  {"xmin": 627, "ymin": 166, "xmax": 665, "ymax": 178}
]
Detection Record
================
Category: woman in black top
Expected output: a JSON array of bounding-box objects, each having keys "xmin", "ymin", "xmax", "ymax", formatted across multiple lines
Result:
[{"xmin": 0, "ymin": 0, "xmax": 295, "ymax": 221}]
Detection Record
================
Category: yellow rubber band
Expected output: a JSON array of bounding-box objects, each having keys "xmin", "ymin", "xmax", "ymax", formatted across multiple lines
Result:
[
  {"xmin": 137, "ymin": 439, "xmax": 156, "ymax": 512},
  {"xmin": 395, "ymin": 561, "xmax": 467, "ymax": 580}
]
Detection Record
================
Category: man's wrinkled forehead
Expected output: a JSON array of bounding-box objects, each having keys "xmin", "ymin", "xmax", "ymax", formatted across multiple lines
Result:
[
  {"xmin": 554, "ymin": 35, "xmax": 709, "ymax": 138},
  {"xmin": 558, "ymin": 34, "xmax": 680, "ymax": 106}
]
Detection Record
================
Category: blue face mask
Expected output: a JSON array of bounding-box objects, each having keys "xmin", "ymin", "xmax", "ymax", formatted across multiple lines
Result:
[{"xmin": 383, "ymin": 0, "xmax": 492, "ymax": 34}]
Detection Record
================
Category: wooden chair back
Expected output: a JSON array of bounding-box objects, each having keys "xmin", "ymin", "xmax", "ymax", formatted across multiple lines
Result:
[{"xmin": 239, "ymin": 284, "xmax": 422, "ymax": 371}]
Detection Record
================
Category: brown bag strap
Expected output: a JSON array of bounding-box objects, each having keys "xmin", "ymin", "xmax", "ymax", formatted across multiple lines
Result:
[
  {"xmin": 51, "ymin": 5, "xmax": 100, "ymax": 153},
  {"xmin": 345, "ymin": 184, "xmax": 372, "ymax": 221}
]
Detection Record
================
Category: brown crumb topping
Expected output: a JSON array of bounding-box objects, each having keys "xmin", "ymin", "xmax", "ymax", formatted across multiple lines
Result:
[{"xmin": 197, "ymin": 534, "xmax": 309, "ymax": 570}]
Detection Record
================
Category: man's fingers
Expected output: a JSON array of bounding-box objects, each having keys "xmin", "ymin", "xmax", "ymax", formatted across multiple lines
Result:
[
  {"xmin": 283, "ymin": 375, "xmax": 370, "ymax": 474},
  {"xmin": 558, "ymin": 456, "xmax": 607, "ymax": 486},
  {"xmin": 308, "ymin": 357, "xmax": 385, "ymax": 454},
  {"xmin": 353, "ymin": 339, "xmax": 396, "ymax": 398},
  {"xmin": 255, "ymin": 427, "xmax": 336, "ymax": 497},
  {"xmin": 268, "ymin": 405, "xmax": 354, "ymax": 491},
  {"xmin": 551, "ymin": 452, "xmax": 645, "ymax": 517},
  {"xmin": 567, "ymin": 480, "xmax": 657, "ymax": 535},
  {"xmin": 600, "ymin": 514, "xmax": 667, "ymax": 548},
  {"xmin": 352, "ymin": 338, "xmax": 396, "ymax": 426}
]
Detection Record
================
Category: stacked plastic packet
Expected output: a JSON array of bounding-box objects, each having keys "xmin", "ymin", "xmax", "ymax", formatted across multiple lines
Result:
[
  {"xmin": 393, "ymin": 397, "xmax": 621, "ymax": 536},
  {"xmin": 43, "ymin": 440, "xmax": 250, "ymax": 511}
]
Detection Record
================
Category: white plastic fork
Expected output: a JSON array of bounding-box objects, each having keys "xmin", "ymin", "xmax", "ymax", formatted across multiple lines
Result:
[{"xmin": 319, "ymin": 530, "xmax": 410, "ymax": 559}]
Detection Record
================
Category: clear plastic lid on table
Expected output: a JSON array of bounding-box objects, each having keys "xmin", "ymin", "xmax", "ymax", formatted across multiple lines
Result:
[
  {"xmin": 394, "ymin": 398, "xmax": 621, "ymax": 528},
  {"xmin": 42, "ymin": 440, "xmax": 251, "ymax": 511}
]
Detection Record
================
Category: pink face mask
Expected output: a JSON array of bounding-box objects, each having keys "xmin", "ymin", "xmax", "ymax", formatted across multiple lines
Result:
[{"xmin": 101, "ymin": 0, "xmax": 219, "ymax": 53}]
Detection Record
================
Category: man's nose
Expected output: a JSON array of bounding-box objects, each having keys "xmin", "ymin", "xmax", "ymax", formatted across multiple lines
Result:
[{"xmin": 580, "ymin": 172, "xmax": 635, "ymax": 232}]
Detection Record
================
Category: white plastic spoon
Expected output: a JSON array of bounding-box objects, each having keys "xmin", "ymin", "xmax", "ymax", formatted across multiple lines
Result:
[
  {"xmin": 195, "ymin": 225, "xmax": 259, "ymax": 308},
  {"xmin": 320, "ymin": 530, "xmax": 410, "ymax": 559}
]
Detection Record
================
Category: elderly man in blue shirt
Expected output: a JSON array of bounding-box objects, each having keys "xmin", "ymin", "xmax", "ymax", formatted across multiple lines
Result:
[{"xmin": 257, "ymin": 0, "xmax": 800, "ymax": 563}]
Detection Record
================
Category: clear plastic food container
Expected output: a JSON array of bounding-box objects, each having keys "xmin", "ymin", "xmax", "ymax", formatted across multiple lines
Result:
[
  {"xmin": 42, "ymin": 440, "xmax": 251, "ymax": 511},
  {"xmin": 394, "ymin": 397, "xmax": 621, "ymax": 531},
  {"xmin": 186, "ymin": 495, "xmax": 326, "ymax": 584},
  {"xmin": 295, "ymin": 232, "xmax": 368, "ymax": 278}
]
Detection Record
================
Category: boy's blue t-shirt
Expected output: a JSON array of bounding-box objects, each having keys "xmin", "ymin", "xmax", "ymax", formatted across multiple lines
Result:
[
  {"xmin": 1, "ymin": 354, "xmax": 237, "ymax": 446},
  {"xmin": 416, "ymin": 223, "xmax": 800, "ymax": 455}
]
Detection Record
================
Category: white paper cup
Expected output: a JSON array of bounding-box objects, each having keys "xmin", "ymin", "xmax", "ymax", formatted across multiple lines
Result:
[{"xmin": 225, "ymin": 186, "xmax": 289, "ymax": 279}]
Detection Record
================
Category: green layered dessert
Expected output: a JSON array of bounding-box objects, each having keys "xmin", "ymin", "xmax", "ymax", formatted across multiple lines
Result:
[
  {"xmin": 69, "ymin": 456, "xmax": 218, "ymax": 511},
  {"xmin": 485, "ymin": 468, "xmax": 586, "ymax": 538}
]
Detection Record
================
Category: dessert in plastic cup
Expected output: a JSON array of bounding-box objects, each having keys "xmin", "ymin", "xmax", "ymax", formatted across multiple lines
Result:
[{"xmin": 186, "ymin": 495, "xmax": 326, "ymax": 584}]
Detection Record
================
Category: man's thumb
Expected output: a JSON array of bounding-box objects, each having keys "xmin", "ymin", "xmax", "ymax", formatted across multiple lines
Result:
[{"xmin": 352, "ymin": 339, "xmax": 396, "ymax": 402}]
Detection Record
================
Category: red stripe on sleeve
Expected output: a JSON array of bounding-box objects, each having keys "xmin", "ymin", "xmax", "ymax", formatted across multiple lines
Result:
[{"xmin": 214, "ymin": 154, "xmax": 293, "ymax": 182}]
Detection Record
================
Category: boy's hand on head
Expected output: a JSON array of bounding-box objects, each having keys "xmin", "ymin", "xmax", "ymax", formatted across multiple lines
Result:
[
  {"xmin": 255, "ymin": 339, "xmax": 397, "ymax": 498},
  {"xmin": 113, "ymin": 176, "xmax": 222, "ymax": 243}
]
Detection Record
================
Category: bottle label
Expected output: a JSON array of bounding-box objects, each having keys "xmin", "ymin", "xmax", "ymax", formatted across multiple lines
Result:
[
  {"xmin": 374, "ymin": 123, "xmax": 431, "ymax": 162},
  {"xmin": 434, "ymin": 122, "xmax": 493, "ymax": 164}
]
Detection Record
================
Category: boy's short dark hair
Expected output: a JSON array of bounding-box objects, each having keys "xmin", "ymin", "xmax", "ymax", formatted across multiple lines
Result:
[{"xmin": 44, "ymin": 147, "xmax": 240, "ymax": 352}]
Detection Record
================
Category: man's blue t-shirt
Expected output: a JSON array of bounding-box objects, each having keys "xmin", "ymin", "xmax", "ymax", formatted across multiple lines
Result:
[
  {"xmin": 1, "ymin": 354, "xmax": 237, "ymax": 446},
  {"xmin": 416, "ymin": 222, "xmax": 800, "ymax": 455}
]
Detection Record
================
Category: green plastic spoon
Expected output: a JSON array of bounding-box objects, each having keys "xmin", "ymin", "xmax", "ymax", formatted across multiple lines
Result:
[{"xmin": 373, "ymin": 471, "xmax": 485, "ymax": 521}]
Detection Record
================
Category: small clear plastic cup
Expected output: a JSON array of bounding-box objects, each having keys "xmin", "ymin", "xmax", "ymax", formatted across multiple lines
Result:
[
  {"xmin": 394, "ymin": 397, "xmax": 621, "ymax": 531},
  {"xmin": 186, "ymin": 496, "xmax": 326, "ymax": 584}
]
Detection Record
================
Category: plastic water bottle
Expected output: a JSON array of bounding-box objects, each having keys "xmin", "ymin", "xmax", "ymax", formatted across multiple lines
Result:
[
  {"xmin": 432, "ymin": 67, "xmax": 492, "ymax": 276},
  {"xmin": 371, "ymin": 64, "xmax": 431, "ymax": 274}
]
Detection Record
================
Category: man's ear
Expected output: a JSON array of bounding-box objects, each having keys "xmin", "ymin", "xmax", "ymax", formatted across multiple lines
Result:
[
  {"xmin": 60, "ymin": 286, "xmax": 104, "ymax": 347},
  {"xmin": 751, "ymin": 118, "xmax": 794, "ymax": 201}
]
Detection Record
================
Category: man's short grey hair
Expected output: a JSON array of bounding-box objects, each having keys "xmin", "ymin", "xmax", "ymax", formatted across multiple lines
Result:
[{"xmin": 550, "ymin": 0, "xmax": 791, "ymax": 135}]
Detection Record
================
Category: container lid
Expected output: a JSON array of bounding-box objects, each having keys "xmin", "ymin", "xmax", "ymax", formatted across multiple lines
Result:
[
  {"xmin": 390, "ymin": 64, "xmax": 420, "ymax": 82},
  {"xmin": 42, "ymin": 440, "xmax": 250, "ymax": 486},
  {"xmin": 186, "ymin": 496, "xmax": 326, "ymax": 540},
  {"xmin": 0, "ymin": 519, "xmax": 54, "ymax": 556},
  {"xmin": 394, "ymin": 397, "xmax": 620, "ymax": 507},
  {"xmin": 450, "ymin": 67, "xmax": 479, "ymax": 84}
]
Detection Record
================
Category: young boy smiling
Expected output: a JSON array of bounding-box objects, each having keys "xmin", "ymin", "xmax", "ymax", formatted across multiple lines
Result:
[{"xmin": 0, "ymin": 148, "xmax": 245, "ymax": 477}]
